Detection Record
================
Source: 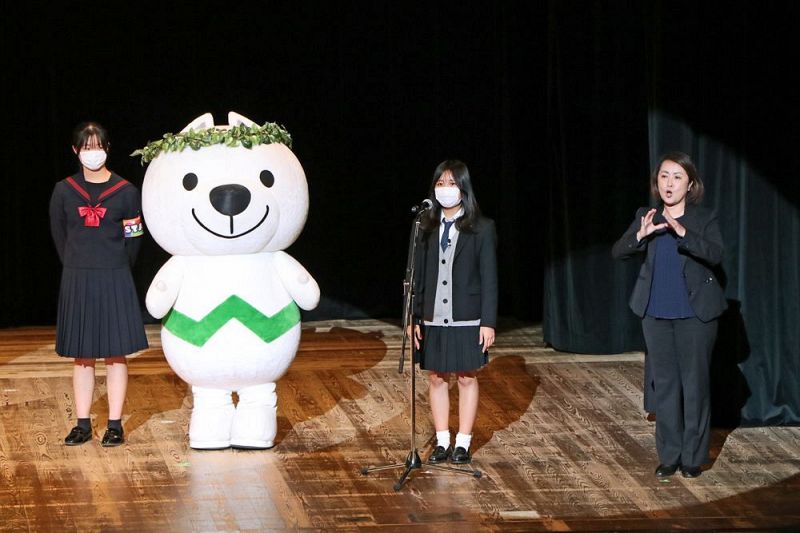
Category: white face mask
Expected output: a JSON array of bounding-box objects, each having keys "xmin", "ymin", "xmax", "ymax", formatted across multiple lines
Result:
[
  {"xmin": 79, "ymin": 149, "xmax": 107, "ymax": 171},
  {"xmin": 435, "ymin": 186, "xmax": 462, "ymax": 208}
]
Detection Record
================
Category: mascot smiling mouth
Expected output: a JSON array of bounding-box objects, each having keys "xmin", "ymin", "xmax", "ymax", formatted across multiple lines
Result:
[{"xmin": 192, "ymin": 207, "xmax": 270, "ymax": 239}]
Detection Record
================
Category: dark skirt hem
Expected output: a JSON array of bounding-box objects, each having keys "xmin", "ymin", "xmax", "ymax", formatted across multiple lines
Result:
[
  {"xmin": 55, "ymin": 351, "xmax": 143, "ymax": 359},
  {"xmin": 56, "ymin": 267, "xmax": 149, "ymax": 358},
  {"xmin": 416, "ymin": 325, "xmax": 488, "ymax": 373}
]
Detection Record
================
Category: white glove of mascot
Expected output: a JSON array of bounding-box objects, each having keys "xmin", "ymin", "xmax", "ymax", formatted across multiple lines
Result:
[{"xmin": 142, "ymin": 112, "xmax": 319, "ymax": 450}]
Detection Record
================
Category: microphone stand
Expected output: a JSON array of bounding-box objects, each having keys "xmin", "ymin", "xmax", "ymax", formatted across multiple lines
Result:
[{"xmin": 361, "ymin": 209, "xmax": 481, "ymax": 491}]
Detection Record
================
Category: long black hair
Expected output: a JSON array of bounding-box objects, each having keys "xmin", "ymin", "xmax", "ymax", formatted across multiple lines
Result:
[{"xmin": 420, "ymin": 159, "xmax": 482, "ymax": 233}]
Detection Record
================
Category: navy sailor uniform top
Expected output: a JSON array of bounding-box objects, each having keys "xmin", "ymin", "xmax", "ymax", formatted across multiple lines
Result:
[{"xmin": 49, "ymin": 171, "xmax": 144, "ymax": 269}]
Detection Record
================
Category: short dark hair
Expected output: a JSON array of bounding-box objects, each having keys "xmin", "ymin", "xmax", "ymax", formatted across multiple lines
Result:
[
  {"xmin": 650, "ymin": 151, "xmax": 704, "ymax": 204},
  {"xmin": 420, "ymin": 159, "xmax": 482, "ymax": 233},
  {"xmin": 72, "ymin": 122, "xmax": 110, "ymax": 152}
]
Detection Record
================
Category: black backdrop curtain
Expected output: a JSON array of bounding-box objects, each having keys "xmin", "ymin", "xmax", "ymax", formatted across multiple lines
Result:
[
  {"xmin": 0, "ymin": 1, "xmax": 797, "ymax": 425},
  {"xmin": 0, "ymin": 2, "xmax": 545, "ymax": 327},
  {"xmin": 543, "ymin": 1, "xmax": 800, "ymax": 425},
  {"xmin": 542, "ymin": 1, "xmax": 650, "ymax": 355}
]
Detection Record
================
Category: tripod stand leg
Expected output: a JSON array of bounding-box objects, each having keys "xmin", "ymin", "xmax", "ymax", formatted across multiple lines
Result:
[
  {"xmin": 426, "ymin": 462, "xmax": 482, "ymax": 478},
  {"xmin": 361, "ymin": 463, "xmax": 405, "ymax": 475},
  {"xmin": 393, "ymin": 450, "xmax": 422, "ymax": 491},
  {"xmin": 361, "ymin": 448, "xmax": 422, "ymax": 476}
]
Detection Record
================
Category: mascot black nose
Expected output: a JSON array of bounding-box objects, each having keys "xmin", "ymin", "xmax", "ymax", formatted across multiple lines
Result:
[{"xmin": 210, "ymin": 184, "xmax": 251, "ymax": 216}]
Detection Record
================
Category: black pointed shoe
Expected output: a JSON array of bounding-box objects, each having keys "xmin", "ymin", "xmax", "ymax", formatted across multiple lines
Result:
[
  {"xmin": 101, "ymin": 428, "xmax": 125, "ymax": 447},
  {"xmin": 655, "ymin": 463, "xmax": 679, "ymax": 477},
  {"xmin": 681, "ymin": 465, "xmax": 702, "ymax": 478},
  {"xmin": 450, "ymin": 446, "xmax": 472, "ymax": 464},
  {"xmin": 64, "ymin": 426, "xmax": 92, "ymax": 446},
  {"xmin": 428, "ymin": 445, "xmax": 452, "ymax": 464}
]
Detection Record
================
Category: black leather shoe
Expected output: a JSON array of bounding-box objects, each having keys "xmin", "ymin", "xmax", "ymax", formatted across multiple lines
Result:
[
  {"xmin": 655, "ymin": 463, "xmax": 679, "ymax": 477},
  {"xmin": 101, "ymin": 428, "xmax": 125, "ymax": 447},
  {"xmin": 681, "ymin": 465, "xmax": 702, "ymax": 478},
  {"xmin": 428, "ymin": 445, "xmax": 452, "ymax": 464},
  {"xmin": 64, "ymin": 426, "xmax": 92, "ymax": 446},
  {"xmin": 450, "ymin": 446, "xmax": 472, "ymax": 464}
]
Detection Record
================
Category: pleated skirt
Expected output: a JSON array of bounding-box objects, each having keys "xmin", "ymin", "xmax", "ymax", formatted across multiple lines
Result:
[
  {"xmin": 417, "ymin": 325, "xmax": 488, "ymax": 373},
  {"xmin": 56, "ymin": 267, "xmax": 149, "ymax": 358}
]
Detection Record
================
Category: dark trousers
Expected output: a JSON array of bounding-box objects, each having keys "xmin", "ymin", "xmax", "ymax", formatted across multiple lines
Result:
[
  {"xmin": 643, "ymin": 353, "xmax": 655, "ymax": 412},
  {"xmin": 642, "ymin": 315, "xmax": 718, "ymax": 467}
]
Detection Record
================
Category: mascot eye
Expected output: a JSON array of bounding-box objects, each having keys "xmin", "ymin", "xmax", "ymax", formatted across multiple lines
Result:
[
  {"xmin": 183, "ymin": 173, "xmax": 198, "ymax": 191},
  {"xmin": 260, "ymin": 170, "xmax": 275, "ymax": 188}
]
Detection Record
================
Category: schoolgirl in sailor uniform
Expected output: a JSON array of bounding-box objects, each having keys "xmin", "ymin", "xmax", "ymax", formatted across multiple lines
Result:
[
  {"xmin": 612, "ymin": 152, "xmax": 726, "ymax": 479},
  {"xmin": 411, "ymin": 160, "xmax": 498, "ymax": 465},
  {"xmin": 49, "ymin": 122, "xmax": 148, "ymax": 447}
]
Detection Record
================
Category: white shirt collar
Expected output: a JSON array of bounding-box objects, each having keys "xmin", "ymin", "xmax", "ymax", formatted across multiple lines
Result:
[{"xmin": 442, "ymin": 207, "xmax": 465, "ymax": 223}]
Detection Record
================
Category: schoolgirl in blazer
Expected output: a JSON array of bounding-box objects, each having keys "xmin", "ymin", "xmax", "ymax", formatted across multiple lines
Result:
[{"xmin": 411, "ymin": 160, "xmax": 498, "ymax": 466}]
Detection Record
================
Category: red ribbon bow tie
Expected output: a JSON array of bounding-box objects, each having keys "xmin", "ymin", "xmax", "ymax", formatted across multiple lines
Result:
[{"xmin": 78, "ymin": 204, "xmax": 107, "ymax": 227}]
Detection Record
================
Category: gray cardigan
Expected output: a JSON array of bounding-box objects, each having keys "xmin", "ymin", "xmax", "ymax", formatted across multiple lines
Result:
[{"xmin": 414, "ymin": 216, "xmax": 498, "ymax": 328}]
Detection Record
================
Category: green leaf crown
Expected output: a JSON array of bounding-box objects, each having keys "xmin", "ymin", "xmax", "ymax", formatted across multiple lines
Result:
[{"xmin": 131, "ymin": 122, "xmax": 292, "ymax": 164}]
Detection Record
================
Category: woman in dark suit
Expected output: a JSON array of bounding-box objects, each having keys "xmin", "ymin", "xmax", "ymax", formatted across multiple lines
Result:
[
  {"xmin": 613, "ymin": 152, "xmax": 726, "ymax": 478},
  {"xmin": 411, "ymin": 160, "xmax": 498, "ymax": 465}
]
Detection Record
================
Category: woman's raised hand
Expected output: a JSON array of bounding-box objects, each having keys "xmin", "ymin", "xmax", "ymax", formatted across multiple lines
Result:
[
  {"xmin": 636, "ymin": 208, "xmax": 668, "ymax": 242},
  {"xmin": 662, "ymin": 209, "xmax": 687, "ymax": 238}
]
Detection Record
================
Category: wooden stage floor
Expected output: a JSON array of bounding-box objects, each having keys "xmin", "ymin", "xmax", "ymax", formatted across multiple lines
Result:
[{"xmin": 1, "ymin": 320, "xmax": 798, "ymax": 532}]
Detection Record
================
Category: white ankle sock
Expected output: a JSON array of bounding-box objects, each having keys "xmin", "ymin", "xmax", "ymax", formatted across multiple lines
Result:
[
  {"xmin": 436, "ymin": 430, "xmax": 451, "ymax": 448},
  {"xmin": 455, "ymin": 432, "xmax": 472, "ymax": 450}
]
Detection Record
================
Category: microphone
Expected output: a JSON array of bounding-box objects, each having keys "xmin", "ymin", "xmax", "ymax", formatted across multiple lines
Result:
[{"xmin": 410, "ymin": 198, "xmax": 433, "ymax": 214}]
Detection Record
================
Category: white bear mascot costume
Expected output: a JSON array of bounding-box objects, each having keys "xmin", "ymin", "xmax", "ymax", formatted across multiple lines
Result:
[{"xmin": 140, "ymin": 112, "xmax": 319, "ymax": 450}]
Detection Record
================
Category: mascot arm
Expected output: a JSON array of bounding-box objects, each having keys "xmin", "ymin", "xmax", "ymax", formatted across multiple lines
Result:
[
  {"xmin": 273, "ymin": 251, "xmax": 320, "ymax": 311},
  {"xmin": 146, "ymin": 256, "xmax": 186, "ymax": 319}
]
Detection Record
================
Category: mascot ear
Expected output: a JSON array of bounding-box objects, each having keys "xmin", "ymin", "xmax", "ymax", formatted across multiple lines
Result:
[
  {"xmin": 181, "ymin": 113, "xmax": 215, "ymax": 133},
  {"xmin": 228, "ymin": 111, "xmax": 255, "ymax": 127}
]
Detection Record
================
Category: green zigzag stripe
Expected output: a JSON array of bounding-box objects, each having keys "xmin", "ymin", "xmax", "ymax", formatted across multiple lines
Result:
[{"xmin": 163, "ymin": 296, "xmax": 300, "ymax": 347}]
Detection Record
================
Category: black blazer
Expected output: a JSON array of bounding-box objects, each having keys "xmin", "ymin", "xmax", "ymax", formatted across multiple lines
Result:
[
  {"xmin": 413, "ymin": 216, "xmax": 498, "ymax": 328},
  {"xmin": 611, "ymin": 204, "xmax": 727, "ymax": 322}
]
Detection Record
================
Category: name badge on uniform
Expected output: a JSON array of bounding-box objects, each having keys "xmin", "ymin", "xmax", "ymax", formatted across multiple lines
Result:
[{"xmin": 123, "ymin": 216, "xmax": 144, "ymax": 238}]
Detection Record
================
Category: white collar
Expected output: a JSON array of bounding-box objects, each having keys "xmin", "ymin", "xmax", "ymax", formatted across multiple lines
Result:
[{"xmin": 442, "ymin": 207, "xmax": 465, "ymax": 223}]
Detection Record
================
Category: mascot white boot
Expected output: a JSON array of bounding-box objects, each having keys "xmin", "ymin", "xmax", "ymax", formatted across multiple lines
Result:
[{"xmin": 138, "ymin": 112, "xmax": 319, "ymax": 449}]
